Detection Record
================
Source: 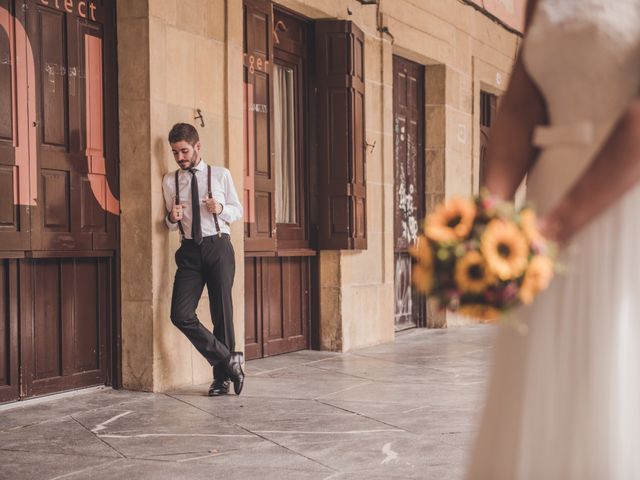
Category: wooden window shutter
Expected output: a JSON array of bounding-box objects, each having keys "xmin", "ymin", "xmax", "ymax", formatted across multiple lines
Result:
[
  {"xmin": 315, "ymin": 20, "xmax": 367, "ymax": 250},
  {"xmin": 244, "ymin": 0, "xmax": 277, "ymax": 253}
]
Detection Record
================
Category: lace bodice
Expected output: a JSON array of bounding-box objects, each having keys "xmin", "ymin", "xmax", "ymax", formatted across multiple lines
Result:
[
  {"xmin": 525, "ymin": 0, "xmax": 640, "ymax": 124},
  {"xmin": 522, "ymin": 0, "xmax": 640, "ymax": 213}
]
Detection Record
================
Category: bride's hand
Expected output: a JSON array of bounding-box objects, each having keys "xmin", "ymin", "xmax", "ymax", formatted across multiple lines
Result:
[
  {"xmin": 538, "ymin": 217, "xmax": 563, "ymax": 245},
  {"xmin": 538, "ymin": 203, "xmax": 572, "ymax": 246}
]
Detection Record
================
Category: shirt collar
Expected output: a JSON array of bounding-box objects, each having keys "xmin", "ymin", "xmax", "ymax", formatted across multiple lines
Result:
[{"xmin": 193, "ymin": 158, "xmax": 207, "ymax": 172}]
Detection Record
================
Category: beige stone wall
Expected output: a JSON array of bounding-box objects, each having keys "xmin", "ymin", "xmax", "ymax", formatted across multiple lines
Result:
[
  {"xmin": 118, "ymin": 0, "xmax": 245, "ymax": 391},
  {"xmin": 117, "ymin": 0, "xmax": 521, "ymax": 390}
]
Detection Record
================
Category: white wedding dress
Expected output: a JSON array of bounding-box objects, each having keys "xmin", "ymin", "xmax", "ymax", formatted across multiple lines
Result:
[{"xmin": 467, "ymin": 1, "xmax": 640, "ymax": 479}]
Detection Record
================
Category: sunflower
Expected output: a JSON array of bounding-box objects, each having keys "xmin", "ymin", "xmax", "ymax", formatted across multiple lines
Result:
[
  {"xmin": 519, "ymin": 255, "xmax": 554, "ymax": 305},
  {"xmin": 457, "ymin": 304, "xmax": 501, "ymax": 323},
  {"xmin": 454, "ymin": 250, "xmax": 495, "ymax": 294},
  {"xmin": 481, "ymin": 219, "xmax": 529, "ymax": 281},
  {"xmin": 425, "ymin": 197, "xmax": 477, "ymax": 243},
  {"xmin": 412, "ymin": 264, "xmax": 434, "ymax": 295},
  {"xmin": 409, "ymin": 235, "xmax": 434, "ymax": 269},
  {"xmin": 520, "ymin": 208, "xmax": 544, "ymax": 245}
]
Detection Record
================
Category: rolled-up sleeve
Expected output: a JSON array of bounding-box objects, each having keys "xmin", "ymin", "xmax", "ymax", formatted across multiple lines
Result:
[
  {"xmin": 219, "ymin": 169, "xmax": 244, "ymax": 224},
  {"xmin": 162, "ymin": 173, "xmax": 179, "ymax": 231}
]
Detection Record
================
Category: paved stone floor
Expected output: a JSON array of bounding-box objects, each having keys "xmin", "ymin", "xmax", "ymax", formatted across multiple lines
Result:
[{"xmin": 0, "ymin": 325, "xmax": 495, "ymax": 479}]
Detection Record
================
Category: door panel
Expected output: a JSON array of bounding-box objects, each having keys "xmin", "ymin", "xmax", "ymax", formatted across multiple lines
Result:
[
  {"xmin": 393, "ymin": 55, "xmax": 426, "ymax": 331},
  {"xmin": 244, "ymin": 0, "xmax": 276, "ymax": 252},
  {"xmin": 28, "ymin": 3, "xmax": 95, "ymax": 252},
  {"xmin": 0, "ymin": 0, "xmax": 31, "ymax": 251},
  {"xmin": 244, "ymin": 257, "xmax": 261, "ymax": 359},
  {"xmin": 244, "ymin": 256, "xmax": 310, "ymax": 360},
  {"xmin": 22, "ymin": 256, "xmax": 108, "ymax": 397},
  {"xmin": 33, "ymin": 259, "xmax": 62, "ymax": 380},
  {"xmin": 38, "ymin": 8, "xmax": 67, "ymax": 147},
  {"xmin": 0, "ymin": 259, "xmax": 19, "ymax": 403}
]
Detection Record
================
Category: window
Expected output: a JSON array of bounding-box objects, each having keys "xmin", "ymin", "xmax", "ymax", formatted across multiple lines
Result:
[
  {"xmin": 479, "ymin": 91, "xmax": 497, "ymax": 188},
  {"xmin": 273, "ymin": 64, "xmax": 298, "ymax": 224}
]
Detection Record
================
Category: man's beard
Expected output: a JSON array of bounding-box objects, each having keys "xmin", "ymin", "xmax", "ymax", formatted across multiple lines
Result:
[{"xmin": 178, "ymin": 152, "xmax": 198, "ymax": 170}]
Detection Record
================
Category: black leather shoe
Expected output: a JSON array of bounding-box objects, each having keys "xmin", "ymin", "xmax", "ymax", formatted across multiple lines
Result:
[
  {"xmin": 226, "ymin": 352, "xmax": 245, "ymax": 395},
  {"xmin": 208, "ymin": 378, "xmax": 230, "ymax": 397}
]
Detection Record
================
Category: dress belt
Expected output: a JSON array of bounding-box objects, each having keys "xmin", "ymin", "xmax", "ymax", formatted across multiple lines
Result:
[{"xmin": 533, "ymin": 121, "xmax": 601, "ymax": 148}]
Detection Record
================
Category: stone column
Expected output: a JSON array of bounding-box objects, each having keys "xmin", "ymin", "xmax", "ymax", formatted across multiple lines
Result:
[{"xmin": 117, "ymin": 0, "xmax": 245, "ymax": 391}]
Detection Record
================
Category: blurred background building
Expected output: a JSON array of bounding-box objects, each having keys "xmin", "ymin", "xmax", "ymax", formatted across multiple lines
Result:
[{"xmin": 0, "ymin": 0, "xmax": 525, "ymax": 400}]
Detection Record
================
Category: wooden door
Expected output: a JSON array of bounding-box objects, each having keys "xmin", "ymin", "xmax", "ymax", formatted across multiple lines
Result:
[
  {"xmin": 0, "ymin": 0, "xmax": 119, "ymax": 402},
  {"xmin": 243, "ymin": 2, "xmax": 312, "ymax": 360},
  {"xmin": 244, "ymin": 0, "xmax": 276, "ymax": 253},
  {"xmin": 393, "ymin": 55, "xmax": 425, "ymax": 331},
  {"xmin": 245, "ymin": 255, "xmax": 310, "ymax": 358},
  {"xmin": 20, "ymin": 257, "xmax": 110, "ymax": 397}
]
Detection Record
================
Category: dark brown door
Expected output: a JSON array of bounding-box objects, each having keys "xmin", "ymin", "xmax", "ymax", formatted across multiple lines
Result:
[
  {"xmin": 393, "ymin": 55, "xmax": 425, "ymax": 331},
  {"xmin": 243, "ymin": 2, "xmax": 312, "ymax": 359},
  {"xmin": 0, "ymin": 0, "xmax": 118, "ymax": 402},
  {"xmin": 244, "ymin": 0, "xmax": 276, "ymax": 253}
]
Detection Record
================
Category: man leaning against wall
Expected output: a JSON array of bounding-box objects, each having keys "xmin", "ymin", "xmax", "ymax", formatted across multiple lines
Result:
[{"xmin": 161, "ymin": 123, "xmax": 245, "ymax": 397}]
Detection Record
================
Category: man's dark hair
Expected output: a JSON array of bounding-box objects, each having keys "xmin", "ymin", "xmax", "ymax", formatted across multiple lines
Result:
[{"xmin": 168, "ymin": 123, "xmax": 199, "ymax": 145}]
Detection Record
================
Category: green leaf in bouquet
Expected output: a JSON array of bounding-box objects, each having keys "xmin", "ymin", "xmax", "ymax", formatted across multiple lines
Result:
[{"xmin": 437, "ymin": 247, "xmax": 451, "ymax": 261}]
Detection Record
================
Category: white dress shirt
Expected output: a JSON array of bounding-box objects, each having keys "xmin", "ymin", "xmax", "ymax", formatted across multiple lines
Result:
[{"xmin": 162, "ymin": 159, "xmax": 243, "ymax": 237}]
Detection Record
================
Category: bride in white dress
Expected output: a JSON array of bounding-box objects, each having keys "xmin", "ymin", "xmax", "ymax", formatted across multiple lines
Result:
[{"xmin": 467, "ymin": 0, "xmax": 640, "ymax": 478}]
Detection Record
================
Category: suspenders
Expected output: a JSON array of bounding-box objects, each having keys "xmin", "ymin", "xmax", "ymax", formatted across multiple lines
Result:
[
  {"xmin": 207, "ymin": 165, "xmax": 223, "ymax": 238},
  {"xmin": 174, "ymin": 165, "xmax": 222, "ymax": 240},
  {"xmin": 175, "ymin": 170, "xmax": 185, "ymax": 238}
]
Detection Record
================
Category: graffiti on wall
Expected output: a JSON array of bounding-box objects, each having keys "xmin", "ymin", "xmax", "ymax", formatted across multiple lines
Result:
[
  {"xmin": 394, "ymin": 116, "xmax": 419, "ymax": 246},
  {"xmin": 394, "ymin": 253, "xmax": 413, "ymax": 325}
]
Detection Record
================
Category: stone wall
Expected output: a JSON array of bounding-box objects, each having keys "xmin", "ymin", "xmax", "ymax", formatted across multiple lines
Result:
[
  {"xmin": 118, "ymin": 0, "xmax": 244, "ymax": 391},
  {"xmin": 117, "ymin": 0, "xmax": 522, "ymax": 390},
  {"xmin": 275, "ymin": 0, "xmax": 521, "ymax": 344}
]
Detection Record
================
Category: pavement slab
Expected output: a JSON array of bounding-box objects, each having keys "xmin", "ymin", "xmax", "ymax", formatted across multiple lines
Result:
[{"xmin": 0, "ymin": 326, "xmax": 496, "ymax": 479}]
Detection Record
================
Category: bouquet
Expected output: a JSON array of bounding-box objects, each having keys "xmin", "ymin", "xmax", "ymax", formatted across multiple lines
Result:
[{"xmin": 410, "ymin": 192, "xmax": 556, "ymax": 322}]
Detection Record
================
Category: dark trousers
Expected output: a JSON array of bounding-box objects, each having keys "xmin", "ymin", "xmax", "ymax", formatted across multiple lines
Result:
[{"xmin": 170, "ymin": 234, "xmax": 236, "ymax": 380}]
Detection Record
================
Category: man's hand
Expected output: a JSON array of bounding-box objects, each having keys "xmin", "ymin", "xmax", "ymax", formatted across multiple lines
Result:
[
  {"xmin": 203, "ymin": 197, "xmax": 222, "ymax": 215},
  {"xmin": 169, "ymin": 203, "xmax": 186, "ymax": 223}
]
